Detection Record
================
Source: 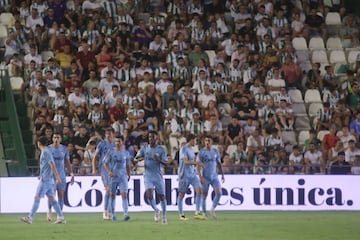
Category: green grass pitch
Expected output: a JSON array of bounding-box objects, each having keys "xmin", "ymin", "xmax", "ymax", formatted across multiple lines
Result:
[{"xmin": 0, "ymin": 211, "xmax": 359, "ymax": 240}]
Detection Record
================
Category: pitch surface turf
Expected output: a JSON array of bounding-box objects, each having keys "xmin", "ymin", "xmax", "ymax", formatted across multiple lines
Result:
[{"xmin": 0, "ymin": 211, "xmax": 359, "ymax": 240}]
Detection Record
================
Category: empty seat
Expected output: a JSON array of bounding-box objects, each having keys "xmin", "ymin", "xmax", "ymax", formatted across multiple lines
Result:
[
  {"xmin": 347, "ymin": 50, "xmax": 360, "ymax": 64},
  {"xmin": 296, "ymin": 50, "xmax": 310, "ymax": 63},
  {"xmin": 325, "ymin": 12, "xmax": 342, "ymax": 25},
  {"xmin": 292, "ymin": 37, "xmax": 308, "ymax": 50},
  {"xmin": 311, "ymin": 49, "xmax": 329, "ymax": 63},
  {"xmin": 308, "ymin": 103, "xmax": 324, "ymax": 117},
  {"xmin": 295, "ymin": 116, "xmax": 311, "ymax": 130},
  {"xmin": 304, "ymin": 89, "xmax": 322, "ymax": 103},
  {"xmin": 326, "ymin": 37, "xmax": 342, "ymax": 49},
  {"xmin": 292, "ymin": 103, "xmax": 307, "ymax": 116},
  {"xmin": 10, "ymin": 77, "xmax": 23, "ymax": 91},
  {"xmin": 288, "ymin": 89, "xmax": 304, "ymax": 103},
  {"xmin": 282, "ymin": 130, "xmax": 297, "ymax": 145},
  {"xmin": 299, "ymin": 61, "xmax": 312, "ymax": 73},
  {"xmin": 298, "ymin": 130, "xmax": 310, "ymax": 146},
  {"xmin": 309, "ymin": 37, "xmax": 325, "ymax": 49},
  {"xmin": 329, "ymin": 50, "xmax": 347, "ymax": 64},
  {"xmin": 0, "ymin": 13, "xmax": 14, "ymax": 27}
]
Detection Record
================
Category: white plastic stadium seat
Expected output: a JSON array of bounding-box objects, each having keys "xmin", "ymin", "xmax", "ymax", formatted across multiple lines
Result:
[
  {"xmin": 309, "ymin": 37, "xmax": 325, "ymax": 50},
  {"xmin": 298, "ymin": 130, "xmax": 310, "ymax": 146},
  {"xmin": 41, "ymin": 51, "xmax": 54, "ymax": 62},
  {"xmin": 296, "ymin": 50, "xmax": 310, "ymax": 63},
  {"xmin": 304, "ymin": 89, "xmax": 322, "ymax": 103},
  {"xmin": 347, "ymin": 50, "xmax": 360, "ymax": 64},
  {"xmin": 292, "ymin": 103, "xmax": 307, "ymax": 116},
  {"xmin": 10, "ymin": 77, "xmax": 24, "ymax": 91},
  {"xmin": 292, "ymin": 37, "xmax": 308, "ymax": 50},
  {"xmin": 329, "ymin": 50, "xmax": 347, "ymax": 64},
  {"xmin": 308, "ymin": 103, "xmax": 323, "ymax": 117},
  {"xmin": 288, "ymin": 89, "xmax": 303, "ymax": 103},
  {"xmin": 282, "ymin": 131, "xmax": 296, "ymax": 145},
  {"xmin": 295, "ymin": 116, "xmax": 311, "ymax": 130},
  {"xmin": 326, "ymin": 37, "xmax": 342, "ymax": 49},
  {"xmin": 311, "ymin": 50, "xmax": 328, "ymax": 64},
  {"xmin": 325, "ymin": 12, "xmax": 342, "ymax": 25},
  {"xmin": 0, "ymin": 13, "xmax": 14, "ymax": 27}
]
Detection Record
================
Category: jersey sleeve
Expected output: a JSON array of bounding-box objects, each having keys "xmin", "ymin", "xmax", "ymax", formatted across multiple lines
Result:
[{"xmin": 214, "ymin": 149, "xmax": 221, "ymax": 164}]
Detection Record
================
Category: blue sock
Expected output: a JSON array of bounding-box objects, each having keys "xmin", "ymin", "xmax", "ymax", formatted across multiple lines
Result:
[
  {"xmin": 148, "ymin": 198, "xmax": 158, "ymax": 211},
  {"xmin": 122, "ymin": 197, "xmax": 128, "ymax": 216},
  {"xmin": 195, "ymin": 194, "xmax": 201, "ymax": 214},
  {"xmin": 212, "ymin": 192, "xmax": 222, "ymax": 209},
  {"xmin": 201, "ymin": 195, "xmax": 207, "ymax": 214},
  {"xmin": 48, "ymin": 201, "xmax": 52, "ymax": 212},
  {"xmin": 51, "ymin": 200, "xmax": 64, "ymax": 218},
  {"xmin": 29, "ymin": 199, "xmax": 40, "ymax": 218},
  {"xmin": 160, "ymin": 199, "xmax": 167, "ymax": 217},
  {"xmin": 177, "ymin": 196, "xmax": 184, "ymax": 215},
  {"xmin": 58, "ymin": 199, "xmax": 64, "ymax": 210},
  {"xmin": 110, "ymin": 197, "xmax": 115, "ymax": 215},
  {"xmin": 104, "ymin": 194, "xmax": 110, "ymax": 212}
]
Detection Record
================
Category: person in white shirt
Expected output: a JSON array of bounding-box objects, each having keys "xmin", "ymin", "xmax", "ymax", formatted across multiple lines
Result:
[
  {"xmin": 26, "ymin": 8, "xmax": 44, "ymax": 32},
  {"xmin": 99, "ymin": 70, "xmax": 120, "ymax": 95},
  {"xmin": 24, "ymin": 45, "xmax": 42, "ymax": 68},
  {"xmin": 345, "ymin": 140, "xmax": 360, "ymax": 164},
  {"xmin": 304, "ymin": 142, "xmax": 324, "ymax": 174},
  {"xmin": 104, "ymin": 86, "xmax": 121, "ymax": 109},
  {"xmin": 155, "ymin": 72, "xmax": 173, "ymax": 95},
  {"xmin": 289, "ymin": 145, "xmax": 304, "ymax": 174},
  {"xmin": 68, "ymin": 86, "xmax": 86, "ymax": 113},
  {"xmin": 197, "ymin": 84, "xmax": 216, "ymax": 110}
]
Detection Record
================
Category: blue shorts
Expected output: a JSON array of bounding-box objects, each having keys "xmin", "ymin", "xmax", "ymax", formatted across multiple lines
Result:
[
  {"xmin": 202, "ymin": 176, "xmax": 221, "ymax": 194},
  {"xmin": 56, "ymin": 177, "xmax": 67, "ymax": 191},
  {"xmin": 144, "ymin": 177, "xmax": 165, "ymax": 195},
  {"xmin": 178, "ymin": 175, "xmax": 201, "ymax": 193},
  {"xmin": 35, "ymin": 180, "xmax": 56, "ymax": 198},
  {"xmin": 110, "ymin": 176, "xmax": 128, "ymax": 195},
  {"xmin": 100, "ymin": 167, "xmax": 110, "ymax": 187}
]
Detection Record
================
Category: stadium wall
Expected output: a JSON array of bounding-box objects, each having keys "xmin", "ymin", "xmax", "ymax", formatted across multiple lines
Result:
[{"xmin": 0, "ymin": 175, "xmax": 359, "ymax": 213}]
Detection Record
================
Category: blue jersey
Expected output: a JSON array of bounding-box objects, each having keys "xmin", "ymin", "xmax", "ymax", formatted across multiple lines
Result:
[
  {"xmin": 198, "ymin": 147, "xmax": 221, "ymax": 180},
  {"xmin": 137, "ymin": 144, "xmax": 167, "ymax": 179},
  {"xmin": 48, "ymin": 144, "xmax": 69, "ymax": 179},
  {"xmin": 178, "ymin": 145, "xmax": 197, "ymax": 179},
  {"xmin": 96, "ymin": 140, "xmax": 115, "ymax": 168},
  {"xmin": 39, "ymin": 147, "xmax": 56, "ymax": 183},
  {"xmin": 106, "ymin": 148, "xmax": 131, "ymax": 181}
]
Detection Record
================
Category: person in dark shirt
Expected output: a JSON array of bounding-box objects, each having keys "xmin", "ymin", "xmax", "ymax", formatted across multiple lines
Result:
[
  {"xmin": 71, "ymin": 125, "xmax": 89, "ymax": 157},
  {"xmin": 330, "ymin": 151, "xmax": 352, "ymax": 175},
  {"xmin": 225, "ymin": 117, "xmax": 243, "ymax": 145},
  {"xmin": 304, "ymin": 8, "xmax": 325, "ymax": 39}
]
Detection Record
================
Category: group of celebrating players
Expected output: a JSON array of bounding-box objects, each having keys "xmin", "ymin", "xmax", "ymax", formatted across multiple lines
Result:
[{"xmin": 20, "ymin": 128, "xmax": 224, "ymax": 224}]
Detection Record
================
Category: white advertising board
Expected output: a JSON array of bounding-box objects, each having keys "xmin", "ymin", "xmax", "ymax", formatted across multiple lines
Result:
[{"xmin": 0, "ymin": 175, "xmax": 359, "ymax": 213}]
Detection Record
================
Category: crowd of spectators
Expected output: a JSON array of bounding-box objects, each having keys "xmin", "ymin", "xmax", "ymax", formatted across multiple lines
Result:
[{"xmin": 1, "ymin": 0, "xmax": 360, "ymax": 175}]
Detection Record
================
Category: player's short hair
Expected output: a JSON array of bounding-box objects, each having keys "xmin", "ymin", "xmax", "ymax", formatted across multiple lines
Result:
[
  {"xmin": 114, "ymin": 135, "xmax": 124, "ymax": 141},
  {"xmin": 37, "ymin": 136, "xmax": 49, "ymax": 146},
  {"xmin": 186, "ymin": 134, "xmax": 196, "ymax": 142}
]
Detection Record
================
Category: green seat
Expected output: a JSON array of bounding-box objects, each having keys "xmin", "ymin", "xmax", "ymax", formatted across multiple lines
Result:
[
  {"xmin": 22, "ymin": 130, "xmax": 33, "ymax": 143},
  {"xmin": 2, "ymin": 134, "xmax": 14, "ymax": 148},
  {"xmin": 4, "ymin": 148, "xmax": 16, "ymax": 159}
]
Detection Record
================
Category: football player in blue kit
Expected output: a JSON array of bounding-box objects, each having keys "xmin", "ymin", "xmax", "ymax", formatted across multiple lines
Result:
[
  {"xmin": 92, "ymin": 127, "xmax": 115, "ymax": 220},
  {"xmin": 177, "ymin": 134, "xmax": 206, "ymax": 220},
  {"xmin": 197, "ymin": 136, "xmax": 225, "ymax": 218},
  {"xmin": 20, "ymin": 136, "xmax": 66, "ymax": 224},
  {"xmin": 104, "ymin": 135, "xmax": 131, "ymax": 222},
  {"xmin": 135, "ymin": 131, "xmax": 168, "ymax": 224},
  {"xmin": 46, "ymin": 132, "xmax": 74, "ymax": 221}
]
